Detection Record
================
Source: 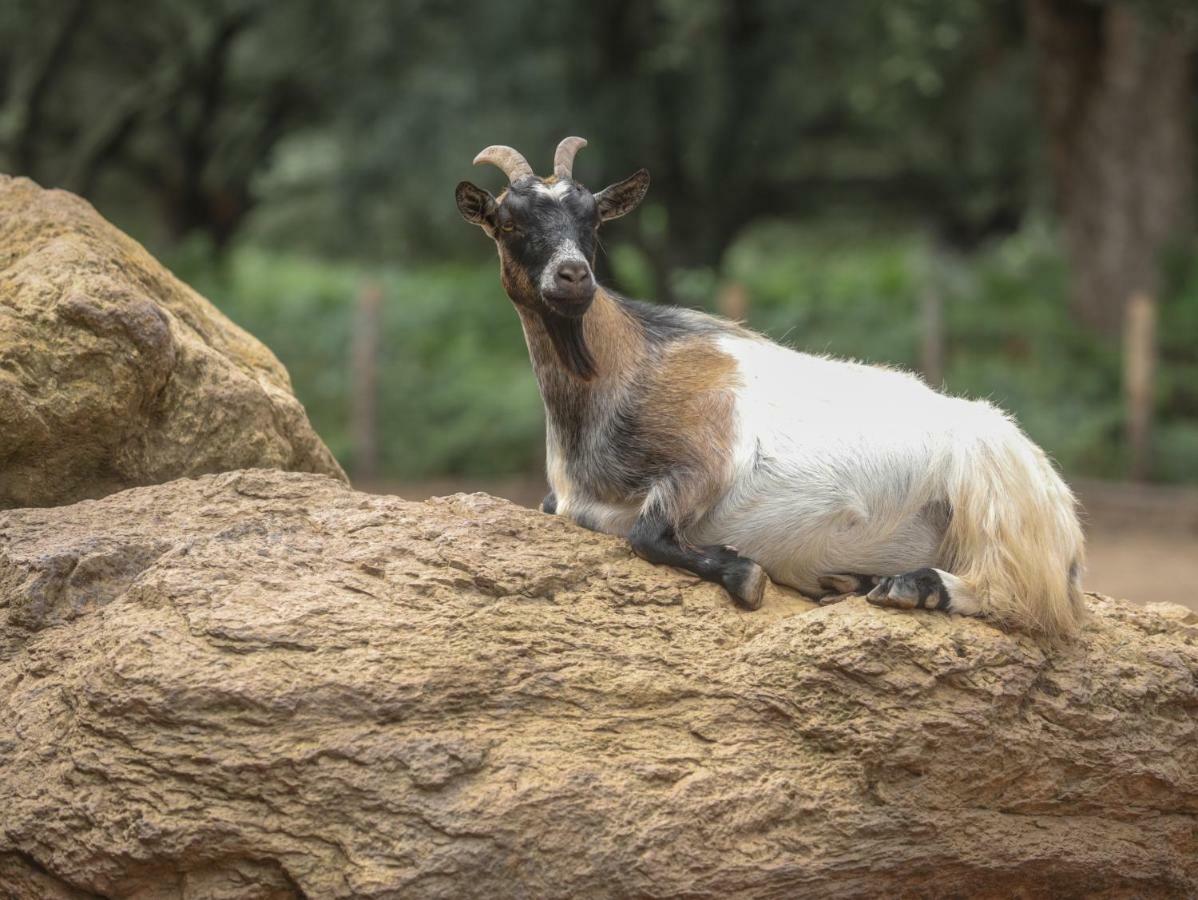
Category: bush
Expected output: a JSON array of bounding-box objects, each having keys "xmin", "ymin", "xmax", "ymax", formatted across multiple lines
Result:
[{"xmin": 174, "ymin": 244, "xmax": 543, "ymax": 478}]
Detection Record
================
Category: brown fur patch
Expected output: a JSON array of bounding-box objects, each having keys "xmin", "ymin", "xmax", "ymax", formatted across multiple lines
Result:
[
  {"xmin": 637, "ymin": 337, "xmax": 741, "ymax": 520},
  {"xmin": 583, "ymin": 289, "xmax": 645, "ymax": 381},
  {"xmin": 513, "ymin": 288, "xmax": 646, "ymax": 385}
]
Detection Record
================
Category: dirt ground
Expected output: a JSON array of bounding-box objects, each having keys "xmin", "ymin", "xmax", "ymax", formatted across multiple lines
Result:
[
  {"xmin": 1072, "ymin": 479, "xmax": 1198, "ymax": 611},
  {"xmin": 1083, "ymin": 529, "xmax": 1196, "ymax": 609},
  {"xmin": 374, "ymin": 476, "xmax": 1198, "ymax": 613}
]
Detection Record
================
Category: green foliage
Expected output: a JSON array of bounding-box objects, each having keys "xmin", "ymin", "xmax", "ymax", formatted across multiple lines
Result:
[
  {"xmin": 175, "ymin": 222, "xmax": 1198, "ymax": 485},
  {"xmin": 4, "ymin": 0, "xmax": 1193, "ymax": 485},
  {"xmin": 175, "ymin": 245, "xmax": 543, "ymax": 478},
  {"xmin": 722, "ymin": 221, "xmax": 922, "ymax": 367}
]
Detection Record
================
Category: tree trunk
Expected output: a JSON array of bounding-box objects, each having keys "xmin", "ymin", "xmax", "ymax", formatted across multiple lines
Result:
[{"xmin": 1026, "ymin": 1, "xmax": 1195, "ymax": 336}]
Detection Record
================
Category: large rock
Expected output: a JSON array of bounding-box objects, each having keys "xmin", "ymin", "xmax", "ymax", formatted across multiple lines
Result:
[
  {"xmin": 1, "ymin": 471, "xmax": 1195, "ymax": 899},
  {"xmin": 0, "ymin": 176, "xmax": 344, "ymax": 509}
]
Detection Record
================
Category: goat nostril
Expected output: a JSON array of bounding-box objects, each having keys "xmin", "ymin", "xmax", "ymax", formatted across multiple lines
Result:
[{"xmin": 556, "ymin": 262, "xmax": 590, "ymax": 285}]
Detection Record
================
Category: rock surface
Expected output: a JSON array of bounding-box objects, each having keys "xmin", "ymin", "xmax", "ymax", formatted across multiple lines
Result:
[
  {"xmin": 1, "ymin": 470, "xmax": 1195, "ymax": 899},
  {"xmin": 0, "ymin": 176, "xmax": 344, "ymax": 509}
]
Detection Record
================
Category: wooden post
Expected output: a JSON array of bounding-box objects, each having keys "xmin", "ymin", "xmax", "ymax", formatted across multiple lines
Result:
[
  {"xmin": 921, "ymin": 281, "xmax": 944, "ymax": 387},
  {"xmin": 351, "ymin": 280, "xmax": 383, "ymax": 483},
  {"xmin": 1124, "ymin": 291, "xmax": 1157, "ymax": 481},
  {"xmin": 920, "ymin": 246, "xmax": 945, "ymax": 387},
  {"xmin": 716, "ymin": 281, "xmax": 749, "ymax": 323}
]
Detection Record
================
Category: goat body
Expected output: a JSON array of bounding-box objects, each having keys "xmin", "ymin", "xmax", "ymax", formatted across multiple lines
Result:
[{"xmin": 457, "ymin": 138, "xmax": 1086, "ymax": 637}]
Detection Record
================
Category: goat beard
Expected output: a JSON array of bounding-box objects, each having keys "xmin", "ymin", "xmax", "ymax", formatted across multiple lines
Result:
[{"xmin": 540, "ymin": 307, "xmax": 597, "ymax": 381}]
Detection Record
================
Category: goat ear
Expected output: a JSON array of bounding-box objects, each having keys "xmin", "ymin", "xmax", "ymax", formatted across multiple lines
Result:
[
  {"xmin": 456, "ymin": 181, "xmax": 497, "ymax": 226},
  {"xmin": 595, "ymin": 169, "xmax": 650, "ymax": 222}
]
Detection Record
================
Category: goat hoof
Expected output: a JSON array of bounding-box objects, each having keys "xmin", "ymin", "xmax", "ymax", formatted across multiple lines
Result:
[
  {"xmin": 866, "ymin": 569, "xmax": 946, "ymax": 611},
  {"xmin": 724, "ymin": 558, "xmax": 766, "ymax": 610},
  {"xmin": 867, "ymin": 576, "xmax": 913, "ymax": 609},
  {"xmin": 818, "ymin": 573, "xmax": 880, "ymax": 596}
]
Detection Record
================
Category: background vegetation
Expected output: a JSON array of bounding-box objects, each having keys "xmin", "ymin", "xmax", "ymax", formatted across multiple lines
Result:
[{"xmin": 3, "ymin": 0, "xmax": 1196, "ymax": 483}]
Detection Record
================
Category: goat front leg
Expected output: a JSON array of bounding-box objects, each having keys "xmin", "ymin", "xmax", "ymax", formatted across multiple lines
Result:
[
  {"xmin": 541, "ymin": 490, "xmax": 557, "ymax": 514},
  {"xmin": 627, "ymin": 504, "xmax": 767, "ymax": 610}
]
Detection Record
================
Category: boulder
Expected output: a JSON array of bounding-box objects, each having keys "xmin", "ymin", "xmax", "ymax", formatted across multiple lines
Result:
[
  {"xmin": 1, "ymin": 470, "xmax": 1195, "ymax": 899},
  {"xmin": 0, "ymin": 176, "xmax": 345, "ymax": 509}
]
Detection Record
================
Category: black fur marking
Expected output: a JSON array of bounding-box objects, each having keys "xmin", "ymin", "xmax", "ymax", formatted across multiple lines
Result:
[
  {"xmin": 540, "ymin": 309, "xmax": 597, "ymax": 381},
  {"xmin": 934, "ymin": 577, "xmax": 952, "ymax": 610},
  {"xmin": 597, "ymin": 398, "xmax": 672, "ymax": 499},
  {"xmin": 628, "ymin": 506, "xmax": 764, "ymax": 609},
  {"xmin": 500, "ymin": 181, "xmax": 599, "ymax": 288},
  {"xmin": 541, "ymin": 491, "xmax": 557, "ymax": 515},
  {"xmin": 620, "ymin": 297, "xmax": 735, "ymax": 347}
]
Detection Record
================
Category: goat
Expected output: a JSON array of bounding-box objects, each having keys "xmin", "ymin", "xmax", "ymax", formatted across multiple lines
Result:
[{"xmin": 455, "ymin": 137, "xmax": 1086, "ymax": 638}]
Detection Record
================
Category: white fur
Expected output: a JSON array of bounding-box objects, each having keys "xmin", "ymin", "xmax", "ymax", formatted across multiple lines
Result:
[
  {"xmin": 682, "ymin": 336, "xmax": 1085, "ymax": 635},
  {"xmin": 935, "ymin": 570, "xmax": 981, "ymax": 615},
  {"xmin": 538, "ymin": 239, "xmax": 590, "ymax": 295},
  {"xmin": 687, "ymin": 337, "xmax": 954, "ymax": 593},
  {"xmin": 533, "ymin": 181, "xmax": 574, "ymax": 199}
]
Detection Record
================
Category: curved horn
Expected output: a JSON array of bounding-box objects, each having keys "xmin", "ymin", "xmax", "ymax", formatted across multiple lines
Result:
[
  {"xmin": 473, "ymin": 145, "xmax": 535, "ymax": 183},
  {"xmin": 553, "ymin": 136, "xmax": 588, "ymax": 180}
]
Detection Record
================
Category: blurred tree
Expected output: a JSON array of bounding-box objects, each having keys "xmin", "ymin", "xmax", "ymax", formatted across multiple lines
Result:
[
  {"xmin": 1027, "ymin": 0, "xmax": 1196, "ymax": 336},
  {"xmin": 2, "ymin": 0, "xmax": 1039, "ymax": 270},
  {"xmin": 0, "ymin": 0, "xmax": 343, "ymax": 249},
  {"xmin": 0, "ymin": 0, "xmax": 89, "ymax": 177},
  {"xmin": 557, "ymin": 0, "xmax": 1033, "ymax": 300}
]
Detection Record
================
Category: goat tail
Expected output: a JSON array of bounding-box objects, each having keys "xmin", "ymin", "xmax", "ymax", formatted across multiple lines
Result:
[{"xmin": 939, "ymin": 404, "xmax": 1086, "ymax": 639}]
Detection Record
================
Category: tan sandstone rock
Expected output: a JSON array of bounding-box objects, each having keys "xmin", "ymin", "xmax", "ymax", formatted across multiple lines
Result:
[
  {"xmin": 0, "ymin": 470, "xmax": 1195, "ymax": 898},
  {"xmin": 0, "ymin": 176, "xmax": 345, "ymax": 509}
]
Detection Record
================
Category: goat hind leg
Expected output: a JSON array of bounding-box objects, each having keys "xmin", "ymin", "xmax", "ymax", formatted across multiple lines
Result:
[
  {"xmin": 815, "ymin": 573, "xmax": 881, "ymax": 606},
  {"xmin": 866, "ymin": 568, "xmax": 981, "ymax": 616}
]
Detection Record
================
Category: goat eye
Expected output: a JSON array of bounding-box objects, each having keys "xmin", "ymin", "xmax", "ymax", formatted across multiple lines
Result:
[{"xmin": 501, "ymin": 220, "xmax": 516, "ymax": 233}]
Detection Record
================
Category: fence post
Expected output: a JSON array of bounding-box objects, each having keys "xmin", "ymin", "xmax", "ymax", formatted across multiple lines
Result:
[
  {"xmin": 920, "ymin": 246, "xmax": 945, "ymax": 387},
  {"xmin": 1124, "ymin": 291, "xmax": 1156, "ymax": 481},
  {"xmin": 717, "ymin": 281, "xmax": 749, "ymax": 323},
  {"xmin": 351, "ymin": 280, "xmax": 383, "ymax": 483}
]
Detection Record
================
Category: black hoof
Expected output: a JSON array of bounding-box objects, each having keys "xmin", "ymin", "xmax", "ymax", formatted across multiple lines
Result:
[
  {"xmin": 724, "ymin": 558, "xmax": 767, "ymax": 610},
  {"xmin": 866, "ymin": 568, "xmax": 950, "ymax": 611}
]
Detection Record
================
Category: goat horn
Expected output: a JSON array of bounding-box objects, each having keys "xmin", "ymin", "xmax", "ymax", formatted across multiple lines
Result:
[
  {"xmin": 472, "ymin": 145, "xmax": 535, "ymax": 183},
  {"xmin": 553, "ymin": 136, "xmax": 588, "ymax": 180}
]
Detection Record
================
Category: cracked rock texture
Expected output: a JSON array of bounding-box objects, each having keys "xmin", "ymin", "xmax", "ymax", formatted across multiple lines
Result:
[
  {"xmin": 0, "ymin": 175, "xmax": 345, "ymax": 509},
  {"xmin": 1, "ymin": 470, "xmax": 1196, "ymax": 899}
]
